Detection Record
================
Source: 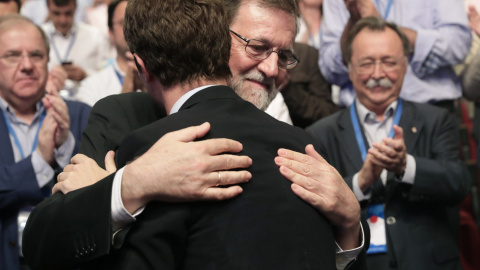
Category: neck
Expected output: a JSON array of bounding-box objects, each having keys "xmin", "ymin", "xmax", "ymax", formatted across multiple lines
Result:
[
  {"xmin": 12, "ymin": 104, "xmax": 37, "ymax": 125},
  {"xmin": 154, "ymin": 78, "xmax": 227, "ymax": 114},
  {"xmin": 116, "ymin": 54, "xmax": 129, "ymax": 74}
]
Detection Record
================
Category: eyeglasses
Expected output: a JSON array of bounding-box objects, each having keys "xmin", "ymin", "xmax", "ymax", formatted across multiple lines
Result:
[
  {"xmin": 229, "ymin": 30, "xmax": 299, "ymax": 70},
  {"xmin": 350, "ymin": 57, "xmax": 406, "ymax": 75},
  {"xmin": 0, "ymin": 51, "xmax": 47, "ymax": 66}
]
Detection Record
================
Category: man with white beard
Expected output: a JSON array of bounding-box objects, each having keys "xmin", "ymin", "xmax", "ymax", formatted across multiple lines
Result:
[{"xmin": 306, "ymin": 16, "xmax": 470, "ymax": 270}]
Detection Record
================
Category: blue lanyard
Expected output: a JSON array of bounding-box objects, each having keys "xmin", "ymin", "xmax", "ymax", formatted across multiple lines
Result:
[
  {"xmin": 350, "ymin": 99, "xmax": 403, "ymax": 161},
  {"xmin": 374, "ymin": 0, "xmax": 393, "ymax": 19},
  {"xmin": 2, "ymin": 109, "xmax": 47, "ymax": 159},
  {"xmin": 114, "ymin": 68, "xmax": 124, "ymax": 85},
  {"xmin": 50, "ymin": 29, "xmax": 77, "ymax": 63}
]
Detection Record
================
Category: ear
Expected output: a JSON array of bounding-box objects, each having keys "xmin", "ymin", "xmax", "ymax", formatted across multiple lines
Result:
[{"xmin": 133, "ymin": 53, "xmax": 152, "ymax": 82}]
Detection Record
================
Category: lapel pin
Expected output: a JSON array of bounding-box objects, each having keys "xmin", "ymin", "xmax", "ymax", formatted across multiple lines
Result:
[{"xmin": 412, "ymin": 127, "xmax": 417, "ymax": 133}]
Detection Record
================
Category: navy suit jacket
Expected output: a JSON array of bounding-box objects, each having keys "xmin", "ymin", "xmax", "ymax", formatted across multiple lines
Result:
[
  {"xmin": 307, "ymin": 99, "xmax": 470, "ymax": 270},
  {"xmin": 0, "ymin": 100, "xmax": 90, "ymax": 270}
]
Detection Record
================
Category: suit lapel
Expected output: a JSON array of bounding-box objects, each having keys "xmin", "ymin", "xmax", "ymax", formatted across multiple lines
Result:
[
  {"xmin": 0, "ymin": 110, "xmax": 15, "ymax": 164},
  {"xmin": 398, "ymin": 100, "xmax": 423, "ymax": 154},
  {"xmin": 337, "ymin": 108, "xmax": 364, "ymax": 172}
]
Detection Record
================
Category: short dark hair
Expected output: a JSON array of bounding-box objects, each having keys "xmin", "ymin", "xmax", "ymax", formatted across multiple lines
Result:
[
  {"xmin": 342, "ymin": 16, "xmax": 411, "ymax": 64},
  {"xmin": 0, "ymin": 0, "xmax": 21, "ymax": 11},
  {"xmin": 0, "ymin": 14, "xmax": 50, "ymax": 54},
  {"xmin": 47, "ymin": 0, "xmax": 76, "ymax": 7},
  {"xmin": 108, "ymin": 0, "xmax": 127, "ymax": 30},
  {"xmin": 124, "ymin": 0, "xmax": 231, "ymax": 88},
  {"xmin": 224, "ymin": 0, "xmax": 299, "ymax": 32}
]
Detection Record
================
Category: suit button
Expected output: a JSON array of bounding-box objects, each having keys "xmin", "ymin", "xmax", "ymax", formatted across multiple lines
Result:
[
  {"xmin": 386, "ymin": 216, "xmax": 396, "ymax": 225},
  {"xmin": 390, "ymin": 259, "xmax": 397, "ymax": 268},
  {"xmin": 9, "ymin": 241, "xmax": 15, "ymax": 248}
]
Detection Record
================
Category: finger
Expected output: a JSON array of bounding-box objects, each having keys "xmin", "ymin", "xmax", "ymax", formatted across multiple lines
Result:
[
  {"xmin": 275, "ymin": 156, "xmax": 318, "ymax": 178},
  {"xmin": 210, "ymin": 170, "xmax": 251, "ymax": 187},
  {"xmin": 277, "ymin": 148, "xmax": 316, "ymax": 166},
  {"xmin": 290, "ymin": 183, "xmax": 325, "ymax": 211},
  {"xmin": 198, "ymin": 138, "xmax": 244, "ymax": 156},
  {"xmin": 304, "ymin": 144, "xmax": 327, "ymax": 164},
  {"xmin": 393, "ymin": 125, "xmax": 404, "ymax": 140},
  {"xmin": 50, "ymin": 111, "xmax": 69, "ymax": 131},
  {"xmin": 278, "ymin": 165, "xmax": 323, "ymax": 192},
  {"xmin": 70, "ymin": 154, "xmax": 92, "ymax": 165},
  {"xmin": 57, "ymin": 171, "xmax": 66, "ymax": 182},
  {"xmin": 381, "ymin": 138, "xmax": 405, "ymax": 152},
  {"xmin": 167, "ymin": 122, "xmax": 212, "ymax": 143},
  {"xmin": 62, "ymin": 164, "xmax": 75, "ymax": 173},
  {"xmin": 368, "ymin": 148, "xmax": 395, "ymax": 164},
  {"xmin": 208, "ymin": 154, "xmax": 252, "ymax": 171},
  {"xmin": 52, "ymin": 183, "xmax": 61, "ymax": 194},
  {"xmin": 105, "ymin": 150, "xmax": 117, "ymax": 173},
  {"xmin": 201, "ymin": 186, "xmax": 243, "ymax": 201},
  {"xmin": 371, "ymin": 142, "xmax": 398, "ymax": 158}
]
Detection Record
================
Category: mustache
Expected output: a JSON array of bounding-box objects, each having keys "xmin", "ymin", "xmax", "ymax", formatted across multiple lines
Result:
[
  {"xmin": 365, "ymin": 78, "xmax": 393, "ymax": 89},
  {"xmin": 244, "ymin": 71, "xmax": 275, "ymax": 89}
]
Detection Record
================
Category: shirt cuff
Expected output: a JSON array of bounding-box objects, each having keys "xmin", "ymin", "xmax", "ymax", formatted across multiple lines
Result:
[
  {"xmin": 335, "ymin": 221, "xmax": 365, "ymax": 270},
  {"xmin": 54, "ymin": 131, "xmax": 75, "ymax": 168},
  {"xmin": 353, "ymin": 173, "xmax": 372, "ymax": 201},
  {"xmin": 397, "ymin": 154, "xmax": 416, "ymax": 185},
  {"xmin": 111, "ymin": 166, "xmax": 145, "ymax": 232},
  {"xmin": 32, "ymin": 150, "xmax": 54, "ymax": 188}
]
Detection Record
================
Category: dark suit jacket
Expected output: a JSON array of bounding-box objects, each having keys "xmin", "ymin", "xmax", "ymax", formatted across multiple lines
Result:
[
  {"xmin": 0, "ymin": 100, "xmax": 90, "ymax": 270},
  {"xmin": 23, "ymin": 91, "xmax": 367, "ymax": 270},
  {"xmin": 282, "ymin": 43, "xmax": 339, "ymax": 128},
  {"xmin": 79, "ymin": 92, "xmax": 166, "ymax": 168},
  {"xmin": 307, "ymin": 99, "xmax": 471, "ymax": 270},
  {"xmin": 100, "ymin": 85, "xmax": 336, "ymax": 269}
]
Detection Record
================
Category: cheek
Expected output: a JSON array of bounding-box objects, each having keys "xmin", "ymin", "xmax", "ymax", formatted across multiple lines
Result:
[
  {"xmin": 229, "ymin": 46, "xmax": 256, "ymax": 76},
  {"xmin": 275, "ymin": 69, "xmax": 287, "ymax": 87}
]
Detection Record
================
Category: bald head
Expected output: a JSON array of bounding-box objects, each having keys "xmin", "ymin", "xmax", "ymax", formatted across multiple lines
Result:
[{"xmin": 0, "ymin": 14, "xmax": 50, "ymax": 54}]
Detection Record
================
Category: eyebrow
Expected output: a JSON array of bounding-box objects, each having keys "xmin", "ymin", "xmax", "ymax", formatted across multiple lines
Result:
[{"xmin": 251, "ymin": 36, "xmax": 294, "ymax": 53}]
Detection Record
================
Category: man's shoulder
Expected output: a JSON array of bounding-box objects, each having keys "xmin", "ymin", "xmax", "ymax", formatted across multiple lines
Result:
[
  {"xmin": 65, "ymin": 99, "xmax": 92, "ymax": 112},
  {"xmin": 402, "ymin": 100, "xmax": 449, "ymax": 120},
  {"xmin": 91, "ymin": 92, "xmax": 165, "ymax": 122},
  {"xmin": 307, "ymin": 108, "xmax": 345, "ymax": 131}
]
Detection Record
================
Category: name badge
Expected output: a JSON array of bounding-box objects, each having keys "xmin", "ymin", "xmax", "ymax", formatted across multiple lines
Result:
[{"xmin": 366, "ymin": 204, "xmax": 387, "ymax": 254}]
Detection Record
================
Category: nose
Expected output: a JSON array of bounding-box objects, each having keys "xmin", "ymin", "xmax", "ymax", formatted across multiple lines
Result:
[
  {"xmin": 371, "ymin": 61, "xmax": 386, "ymax": 79},
  {"xmin": 257, "ymin": 52, "xmax": 279, "ymax": 79},
  {"xmin": 19, "ymin": 55, "xmax": 34, "ymax": 71}
]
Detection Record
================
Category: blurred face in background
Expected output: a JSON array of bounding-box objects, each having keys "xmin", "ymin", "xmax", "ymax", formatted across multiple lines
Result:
[
  {"xmin": 48, "ymin": 0, "xmax": 76, "ymax": 36},
  {"xmin": 0, "ymin": 22, "xmax": 48, "ymax": 111},
  {"xmin": 109, "ymin": 1, "xmax": 129, "ymax": 59},
  {"xmin": 0, "ymin": 0, "xmax": 20, "ymax": 16}
]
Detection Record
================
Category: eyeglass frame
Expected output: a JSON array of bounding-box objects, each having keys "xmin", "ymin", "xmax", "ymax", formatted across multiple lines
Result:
[
  {"xmin": 348, "ymin": 56, "xmax": 408, "ymax": 75},
  {"xmin": 0, "ymin": 50, "xmax": 47, "ymax": 67},
  {"xmin": 229, "ymin": 30, "xmax": 300, "ymax": 70}
]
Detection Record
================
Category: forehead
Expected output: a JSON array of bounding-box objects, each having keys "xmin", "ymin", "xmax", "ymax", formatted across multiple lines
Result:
[
  {"xmin": 0, "ymin": 23, "xmax": 46, "ymax": 53},
  {"xmin": 230, "ymin": 2, "xmax": 296, "ymax": 50},
  {"xmin": 351, "ymin": 28, "xmax": 404, "ymax": 59},
  {"xmin": 113, "ymin": 1, "xmax": 128, "ymax": 21}
]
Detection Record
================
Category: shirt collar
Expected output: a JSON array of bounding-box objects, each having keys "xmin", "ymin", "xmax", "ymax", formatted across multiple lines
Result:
[
  {"xmin": 355, "ymin": 99, "xmax": 398, "ymax": 124},
  {"xmin": 50, "ymin": 21, "xmax": 77, "ymax": 38},
  {"xmin": 169, "ymin": 85, "xmax": 217, "ymax": 115},
  {"xmin": 0, "ymin": 96, "xmax": 45, "ymax": 124}
]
